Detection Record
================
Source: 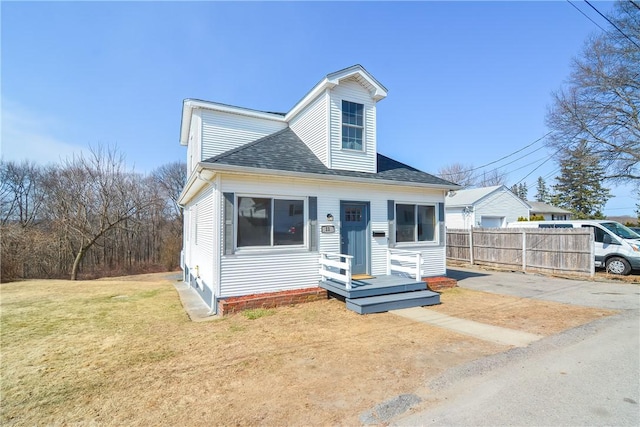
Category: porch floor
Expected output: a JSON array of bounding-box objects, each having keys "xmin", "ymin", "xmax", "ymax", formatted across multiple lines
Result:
[{"xmin": 319, "ymin": 275, "xmax": 426, "ymax": 299}]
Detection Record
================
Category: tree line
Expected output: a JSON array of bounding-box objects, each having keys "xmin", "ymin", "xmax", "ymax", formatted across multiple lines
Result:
[{"xmin": 1, "ymin": 147, "xmax": 185, "ymax": 282}]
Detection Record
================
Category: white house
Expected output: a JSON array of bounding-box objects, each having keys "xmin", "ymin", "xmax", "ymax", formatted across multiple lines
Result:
[
  {"xmin": 527, "ymin": 201, "xmax": 572, "ymax": 220},
  {"xmin": 445, "ymin": 185, "xmax": 531, "ymax": 229},
  {"xmin": 178, "ymin": 65, "xmax": 459, "ymax": 314}
]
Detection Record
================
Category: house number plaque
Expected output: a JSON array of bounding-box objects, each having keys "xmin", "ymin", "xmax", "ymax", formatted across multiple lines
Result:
[{"xmin": 321, "ymin": 225, "xmax": 336, "ymax": 234}]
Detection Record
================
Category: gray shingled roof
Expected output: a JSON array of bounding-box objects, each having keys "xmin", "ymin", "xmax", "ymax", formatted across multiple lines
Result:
[
  {"xmin": 527, "ymin": 201, "xmax": 572, "ymax": 214},
  {"xmin": 202, "ymin": 128, "xmax": 457, "ymax": 187}
]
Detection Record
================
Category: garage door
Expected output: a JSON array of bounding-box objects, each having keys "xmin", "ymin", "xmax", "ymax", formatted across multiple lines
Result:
[{"xmin": 481, "ymin": 216, "xmax": 504, "ymax": 228}]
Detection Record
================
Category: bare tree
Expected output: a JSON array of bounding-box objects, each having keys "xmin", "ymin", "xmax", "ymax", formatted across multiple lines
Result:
[
  {"xmin": 43, "ymin": 146, "xmax": 150, "ymax": 280},
  {"xmin": 0, "ymin": 160, "xmax": 46, "ymax": 227},
  {"xmin": 477, "ymin": 169, "xmax": 507, "ymax": 187},
  {"xmin": 437, "ymin": 162, "xmax": 476, "ymax": 188},
  {"xmin": 546, "ymin": 0, "xmax": 639, "ymax": 183},
  {"xmin": 151, "ymin": 161, "xmax": 187, "ymax": 220},
  {"xmin": 151, "ymin": 162, "xmax": 186, "ymax": 270}
]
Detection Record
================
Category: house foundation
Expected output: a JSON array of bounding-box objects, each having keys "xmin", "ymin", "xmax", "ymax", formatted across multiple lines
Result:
[{"xmin": 218, "ymin": 287, "xmax": 328, "ymax": 316}]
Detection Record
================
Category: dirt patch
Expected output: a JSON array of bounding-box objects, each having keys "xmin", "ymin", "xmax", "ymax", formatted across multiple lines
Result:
[{"xmin": 0, "ymin": 273, "xmax": 613, "ymax": 426}]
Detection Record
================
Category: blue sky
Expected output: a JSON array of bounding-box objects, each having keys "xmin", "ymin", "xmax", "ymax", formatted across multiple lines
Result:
[{"xmin": 2, "ymin": 1, "xmax": 636, "ymax": 216}]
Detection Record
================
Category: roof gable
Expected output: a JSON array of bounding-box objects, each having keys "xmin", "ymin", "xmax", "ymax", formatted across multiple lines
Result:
[
  {"xmin": 285, "ymin": 64, "xmax": 387, "ymax": 121},
  {"xmin": 447, "ymin": 185, "xmax": 531, "ymax": 209},
  {"xmin": 446, "ymin": 185, "xmax": 503, "ymax": 206}
]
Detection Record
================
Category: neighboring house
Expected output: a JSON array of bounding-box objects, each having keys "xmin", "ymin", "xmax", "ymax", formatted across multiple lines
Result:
[
  {"xmin": 178, "ymin": 65, "xmax": 459, "ymax": 314},
  {"xmin": 527, "ymin": 201, "xmax": 572, "ymax": 220},
  {"xmin": 445, "ymin": 185, "xmax": 531, "ymax": 229}
]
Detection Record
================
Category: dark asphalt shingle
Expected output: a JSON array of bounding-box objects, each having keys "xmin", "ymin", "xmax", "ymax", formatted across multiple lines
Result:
[{"xmin": 203, "ymin": 127, "xmax": 457, "ymax": 187}]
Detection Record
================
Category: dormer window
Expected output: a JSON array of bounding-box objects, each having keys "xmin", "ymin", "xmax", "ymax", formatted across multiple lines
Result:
[{"xmin": 341, "ymin": 100, "xmax": 364, "ymax": 150}]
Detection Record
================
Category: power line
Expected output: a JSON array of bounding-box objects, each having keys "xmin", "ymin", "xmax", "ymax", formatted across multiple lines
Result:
[
  {"xmin": 438, "ymin": 132, "xmax": 553, "ymax": 181},
  {"xmin": 465, "ymin": 132, "xmax": 552, "ymax": 173},
  {"xmin": 461, "ymin": 147, "xmax": 550, "ymax": 183},
  {"xmin": 566, "ymin": 0, "xmax": 608, "ymax": 33},
  {"xmin": 584, "ymin": 0, "xmax": 640, "ymax": 49},
  {"xmin": 514, "ymin": 156, "xmax": 555, "ymax": 185}
]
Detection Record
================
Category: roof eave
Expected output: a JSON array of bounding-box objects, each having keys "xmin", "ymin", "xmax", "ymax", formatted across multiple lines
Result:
[
  {"xmin": 199, "ymin": 162, "xmax": 459, "ymax": 190},
  {"xmin": 178, "ymin": 164, "xmax": 217, "ymax": 205}
]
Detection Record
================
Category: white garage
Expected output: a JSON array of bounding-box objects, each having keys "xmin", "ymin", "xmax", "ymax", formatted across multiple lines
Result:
[{"xmin": 445, "ymin": 185, "xmax": 531, "ymax": 229}]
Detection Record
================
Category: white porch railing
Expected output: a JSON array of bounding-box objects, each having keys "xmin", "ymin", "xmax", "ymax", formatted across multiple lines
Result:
[
  {"xmin": 387, "ymin": 249, "xmax": 423, "ymax": 281},
  {"xmin": 319, "ymin": 252, "xmax": 353, "ymax": 290}
]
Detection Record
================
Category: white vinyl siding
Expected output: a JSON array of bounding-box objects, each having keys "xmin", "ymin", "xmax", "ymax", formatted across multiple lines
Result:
[
  {"xmin": 329, "ymin": 79, "xmax": 377, "ymax": 173},
  {"xmin": 187, "ymin": 110, "xmax": 202, "ymax": 173},
  {"xmin": 444, "ymin": 207, "xmax": 467, "ymax": 229},
  {"xmin": 201, "ymin": 109, "xmax": 287, "ymax": 160},
  {"xmin": 184, "ymin": 186, "xmax": 217, "ymax": 300},
  {"xmin": 474, "ymin": 189, "xmax": 529, "ymax": 228},
  {"xmin": 289, "ymin": 92, "xmax": 328, "ymax": 166},
  {"xmin": 217, "ymin": 174, "xmax": 446, "ymax": 297}
]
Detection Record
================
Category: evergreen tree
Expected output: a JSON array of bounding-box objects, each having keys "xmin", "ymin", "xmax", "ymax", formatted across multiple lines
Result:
[
  {"xmin": 551, "ymin": 141, "xmax": 611, "ymax": 219},
  {"xmin": 535, "ymin": 177, "xmax": 550, "ymax": 203},
  {"xmin": 510, "ymin": 183, "xmax": 528, "ymax": 201},
  {"xmin": 518, "ymin": 183, "xmax": 528, "ymax": 201}
]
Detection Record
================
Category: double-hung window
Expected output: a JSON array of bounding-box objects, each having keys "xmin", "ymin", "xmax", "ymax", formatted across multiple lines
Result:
[
  {"xmin": 342, "ymin": 100, "xmax": 364, "ymax": 150},
  {"xmin": 396, "ymin": 204, "xmax": 436, "ymax": 243},
  {"xmin": 237, "ymin": 197, "xmax": 305, "ymax": 247}
]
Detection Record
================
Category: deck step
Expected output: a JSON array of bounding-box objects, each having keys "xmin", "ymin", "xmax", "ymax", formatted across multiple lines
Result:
[
  {"xmin": 319, "ymin": 279, "xmax": 426, "ymax": 298},
  {"xmin": 346, "ymin": 290, "xmax": 440, "ymax": 315}
]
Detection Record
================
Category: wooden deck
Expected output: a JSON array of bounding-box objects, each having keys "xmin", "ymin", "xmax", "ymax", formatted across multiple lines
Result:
[
  {"xmin": 319, "ymin": 275, "xmax": 425, "ymax": 299},
  {"xmin": 319, "ymin": 275, "xmax": 441, "ymax": 314}
]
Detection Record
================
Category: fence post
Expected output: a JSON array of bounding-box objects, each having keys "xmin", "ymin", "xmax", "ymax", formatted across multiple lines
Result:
[
  {"xmin": 589, "ymin": 229, "xmax": 595, "ymax": 277},
  {"xmin": 386, "ymin": 249, "xmax": 391, "ymax": 276},
  {"xmin": 415, "ymin": 252, "xmax": 422, "ymax": 282},
  {"xmin": 469, "ymin": 227, "xmax": 474, "ymax": 265},
  {"xmin": 522, "ymin": 230, "xmax": 527, "ymax": 272}
]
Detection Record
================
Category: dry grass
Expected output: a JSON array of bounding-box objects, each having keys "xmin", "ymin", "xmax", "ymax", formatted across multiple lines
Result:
[
  {"xmin": 1, "ymin": 273, "xmax": 613, "ymax": 426},
  {"xmin": 431, "ymin": 287, "xmax": 616, "ymax": 335}
]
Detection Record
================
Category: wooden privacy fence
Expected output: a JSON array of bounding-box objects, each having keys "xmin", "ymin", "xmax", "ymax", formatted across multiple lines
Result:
[{"xmin": 447, "ymin": 227, "xmax": 595, "ymax": 277}]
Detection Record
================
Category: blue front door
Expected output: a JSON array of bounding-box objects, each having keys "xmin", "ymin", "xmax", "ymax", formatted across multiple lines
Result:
[{"xmin": 340, "ymin": 202, "xmax": 369, "ymax": 275}]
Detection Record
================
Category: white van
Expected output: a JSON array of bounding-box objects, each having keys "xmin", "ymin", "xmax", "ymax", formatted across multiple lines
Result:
[{"xmin": 507, "ymin": 220, "xmax": 640, "ymax": 275}]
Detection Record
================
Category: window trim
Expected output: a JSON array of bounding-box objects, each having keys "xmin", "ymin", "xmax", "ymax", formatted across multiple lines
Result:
[
  {"xmin": 340, "ymin": 99, "xmax": 365, "ymax": 152},
  {"xmin": 394, "ymin": 202, "xmax": 439, "ymax": 245},
  {"xmin": 234, "ymin": 194, "xmax": 307, "ymax": 251}
]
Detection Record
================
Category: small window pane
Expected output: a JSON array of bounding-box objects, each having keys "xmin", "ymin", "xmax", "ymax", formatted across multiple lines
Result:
[
  {"xmin": 274, "ymin": 199, "xmax": 304, "ymax": 246},
  {"xmin": 342, "ymin": 126, "xmax": 363, "ymax": 150},
  {"xmin": 345, "ymin": 207, "xmax": 362, "ymax": 222},
  {"xmin": 396, "ymin": 204, "xmax": 415, "ymax": 242},
  {"xmin": 237, "ymin": 197, "xmax": 271, "ymax": 247},
  {"xmin": 418, "ymin": 205, "xmax": 435, "ymax": 241},
  {"xmin": 354, "ymin": 102, "xmax": 363, "ymax": 126}
]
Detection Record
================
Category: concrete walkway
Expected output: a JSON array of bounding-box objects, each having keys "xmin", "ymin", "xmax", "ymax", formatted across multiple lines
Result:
[
  {"xmin": 173, "ymin": 281, "xmax": 218, "ymax": 322},
  {"xmin": 392, "ymin": 307, "xmax": 544, "ymax": 347}
]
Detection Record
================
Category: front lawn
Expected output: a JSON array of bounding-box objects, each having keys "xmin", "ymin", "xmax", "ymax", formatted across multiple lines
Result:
[{"xmin": 0, "ymin": 273, "xmax": 612, "ymax": 425}]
